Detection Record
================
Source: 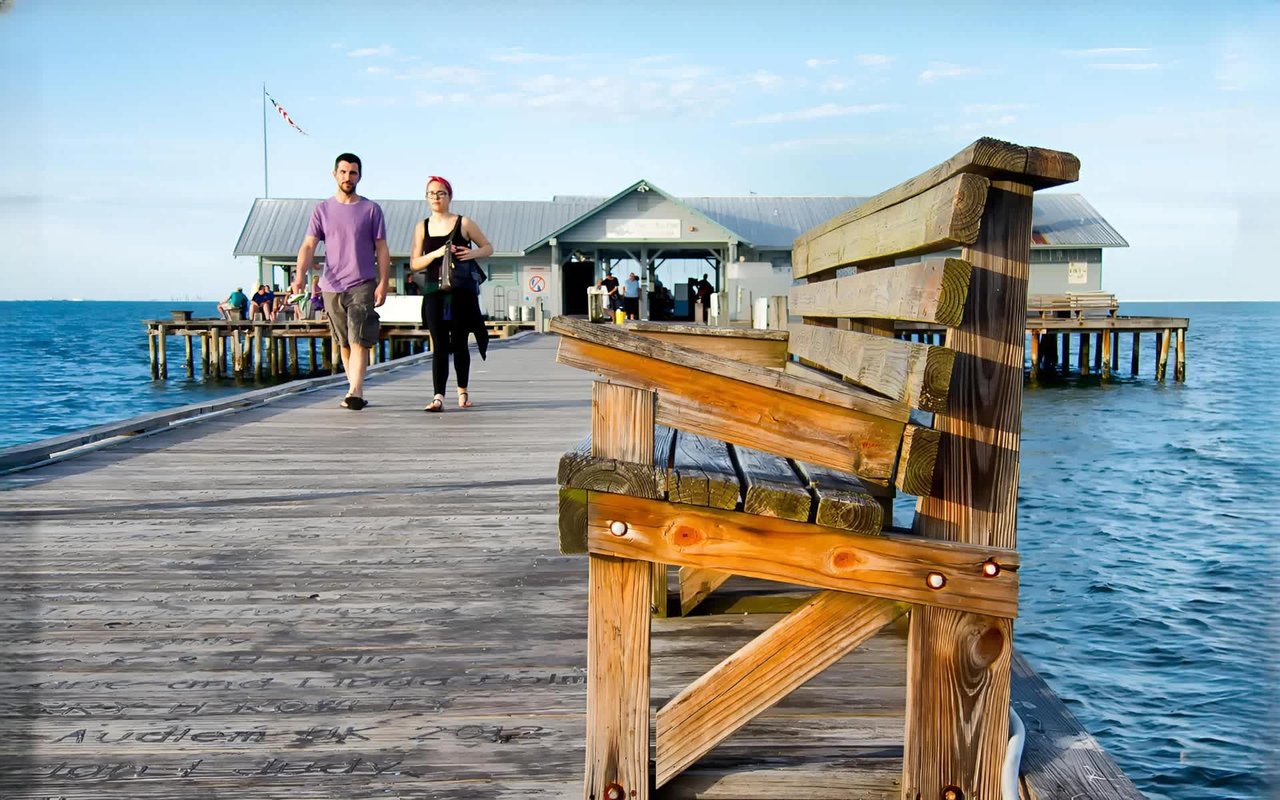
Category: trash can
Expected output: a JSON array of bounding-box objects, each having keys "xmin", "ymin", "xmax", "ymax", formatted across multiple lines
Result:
[{"xmin": 587, "ymin": 287, "xmax": 608, "ymax": 323}]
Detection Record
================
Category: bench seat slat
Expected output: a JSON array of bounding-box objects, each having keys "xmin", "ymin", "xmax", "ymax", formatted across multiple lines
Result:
[
  {"xmin": 732, "ymin": 445, "xmax": 812, "ymax": 522},
  {"xmin": 557, "ymin": 427, "xmax": 676, "ymax": 499},
  {"xmin": 670, "ymin": 431, "xmax": 740, "ymax": 510},
  {"xmin": 796, "ymin": 462, "xmax": 885, "ymax": 534}
]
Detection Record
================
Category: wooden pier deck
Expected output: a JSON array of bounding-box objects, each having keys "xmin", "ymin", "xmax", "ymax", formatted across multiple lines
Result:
[{"xmin": 0, "ymin": 334, "xmax": 1142, "ymax": 799}]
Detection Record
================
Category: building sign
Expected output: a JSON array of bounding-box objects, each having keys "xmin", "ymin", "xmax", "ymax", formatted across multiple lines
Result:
[
  {"xmin": 526, "ymin": 267, "xmax": 548, "ymax": 296},
  {"xmin": 605, "ymin": 218, "xmax": 681, "ymax": 239},
  {"xmin": 1067, "ymin": 261, "xmax": 1089, "ymax": 284}
]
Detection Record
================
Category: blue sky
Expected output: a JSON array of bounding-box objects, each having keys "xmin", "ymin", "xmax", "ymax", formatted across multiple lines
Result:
[{"xmin": 1, "ymin": 0, "xmax": 1276, "ymax": 301}]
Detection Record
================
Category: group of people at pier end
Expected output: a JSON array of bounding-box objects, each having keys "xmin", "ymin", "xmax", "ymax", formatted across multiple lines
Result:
[{"xmin": 291, "ymin": 153, "xmax": 493, "ymax": 412}]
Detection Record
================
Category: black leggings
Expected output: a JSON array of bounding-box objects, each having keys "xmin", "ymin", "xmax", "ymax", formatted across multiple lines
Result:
[{"xmin": 422, "ymin": 293, "xmax": 471, "ymax": 397}]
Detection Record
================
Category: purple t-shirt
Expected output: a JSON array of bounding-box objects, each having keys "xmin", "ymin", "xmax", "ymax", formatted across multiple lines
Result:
[{"xmin": 306, "ymin": 197, "xmax": 386, "ymax": 293}]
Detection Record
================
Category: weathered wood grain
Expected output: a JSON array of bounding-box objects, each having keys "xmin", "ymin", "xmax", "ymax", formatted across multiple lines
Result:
[
  {"xmin": 894, "ymin": 424, "xmax": 941, "ymax": 498},
  {"xmin": 585, "ymin": 492, "xmax": 1019, "ymax": 618},
  {"xmin": 792, "ymin": 137, "xmax": 1079, "ymax": 277},
  {"xmin": 904, "ymin": 179, "xmax": 1043, "ymax": 798},
  {"xmin": 787, "ymin": 323, "xmax": 957, "ymax": 413},
  {"xmin": 789, "ymin": 258, "xmax": 973, "ymax": 327},
  {"xmin": 794, "ymin": 462, "xmax": 883, "ymax": 535},
  {"xmin": 655, "ymin": 592, "xmax": 902, "ymax": 787},
  {"xmin": 557, "ymin": 427, "xmax": 675, "ymax": 499},
  {"xmin": 731, "ymin": 445, "xmax": 811, "ymax": 522},
  {"xmin": 669, "ymin": 432, "xmax": 740, "ymax": 511},
  {"xmin": 792, "ymin": 175, "xmax": 988, "ymax": 278},
  {"xmin": 556, "ymin": 336, "xmax": 906, "ymax": 483},
  {"xmin": 625, "ymin": 322, "xmax": 789, "ymax": 369}
]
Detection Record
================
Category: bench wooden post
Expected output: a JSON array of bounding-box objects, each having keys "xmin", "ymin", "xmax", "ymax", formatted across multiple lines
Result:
[
  {"xmin": 904, "ymin": 180, "xmax": 1033, "ymax": 798},
  {"xmin": 583, "ymin": 381, "xmax": 654, "ymax": 800}
]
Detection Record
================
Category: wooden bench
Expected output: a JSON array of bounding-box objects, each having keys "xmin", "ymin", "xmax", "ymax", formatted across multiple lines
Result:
[
  {"xmin": 552, "ymin": 137, "xmax": 1080, "ymax": 799},
  {"xmin": 1027, "ymin": 290, "xmax": 1118, "ymax": 318}
]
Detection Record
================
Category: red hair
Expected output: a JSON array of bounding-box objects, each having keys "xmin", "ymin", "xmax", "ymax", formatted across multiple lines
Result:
[{"xmin": 426, "ymin": 175, "xmax": 453, "ymax": 197}]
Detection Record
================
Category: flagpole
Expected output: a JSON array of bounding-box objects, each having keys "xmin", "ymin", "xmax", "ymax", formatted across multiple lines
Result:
[{"xmin": 262, "ymin": 82, "xmax": 269, "ymax": 198}]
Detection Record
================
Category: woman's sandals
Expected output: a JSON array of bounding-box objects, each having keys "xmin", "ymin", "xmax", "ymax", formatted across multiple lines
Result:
[
  {"xmin": 458, "ymin": 389, "xmax": 473, "ymax": 409},
  {"xmin": 424, "ymin": 394, "xmax": 444, "ymax": 413}
]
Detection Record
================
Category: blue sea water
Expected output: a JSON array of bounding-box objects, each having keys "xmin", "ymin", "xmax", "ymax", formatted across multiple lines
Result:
[{"xmin": 1, "ymin": 299, "xmax": 1277, "ymax": 798}]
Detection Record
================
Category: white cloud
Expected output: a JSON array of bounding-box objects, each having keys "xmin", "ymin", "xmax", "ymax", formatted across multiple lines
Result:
[
  {"xmin": 366, "ymin": 66, "xmax": 390, "ymax": 75},
  {"xmin": 743, "ymin": 133, "xmax": 899, "ymax": 155},
  {"xmin": 805, "ymin": 58, "xmax": 837, "ymax": 69},
  {"xmin": 934, "ymin": 115, "xmax": 1018, "ymax": 135},
  {"xmin": 734, "ymin": 102, "xmax": 894, "ymax": 126},
  {"xmin": 1215, "ymin": 37, "xmax": 1266, "ymax": 91},
  {"xmin": 339, "ymin": 96, "xmax": 399, "ymax": 107},
  {"xmin": 746, "ymin": 70, "xmax": 784, "ymax": 91},
  {"xmin": 415, "ymin": 92, "xmax": 445, "ymax": 106},
  {"xmin": 396, "ymin": 66, "xmax": 485, "ymax": 84},
  {"xmin": 857, "ymin": 54, "xmax": 894, "ymax": 68},
  {"xmin": 820, "ymin": 77, "xmax": 855, "ymax": 93},
  {"xmin": 1088, "ymin": 63, "xmax": 1165, "ymax": 71},
  {"xmin": 490, "ymin": 48, "xmax": 572, "ymax": 64},
  {"xmin": 919, "ymin": 63, "xmax": 984, "ymax": 83},
  {"xmin": 1062, "ymin": 47, "xmax": 1150, "ymax": 57},
  {"xmin": 348, "ymin": 44, "xmax": 395, "ymax": 58},
  {"xmin": 963, "ymin": 103, "xmax": 1028, "ymax": 114}
]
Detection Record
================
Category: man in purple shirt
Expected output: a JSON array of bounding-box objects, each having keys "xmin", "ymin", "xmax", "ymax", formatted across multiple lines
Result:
[{"xmin": 293, "ymin": 153, "xmax": 390, "ymax": 410}]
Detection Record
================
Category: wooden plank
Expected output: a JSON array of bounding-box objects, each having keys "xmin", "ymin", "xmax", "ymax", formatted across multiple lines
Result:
[
  {"xmin": 584, "ymin": 381, "xmax": 653, "ymax": 800},
  {"xmin": 790, "ymin": 258, "xmax": 973, "ymax": 327},
  {"xmin": 669, "ymin": 432, "xmax": 740, "ymax": 511},
  {"xmin": 795, "ymin": 462, "xmax": 884, "ymax": 535},
  {"xmin": 894, "ymin": 424, "xmax": 940, "ymax": 497},
  {"xmin": 905, "ymin": 178, "xmax": 1045, "ymax": 799},
  {"xmin": 559, "ymin": 487, "xmax": 589, "ymax": 554},
  {"xmin": 792, "ymin": 174, "xmax": 988, "ymax": 278},
  {"xmin": 556, "ymin": 335, "xmax": 906, "ymax": 484},
  {"xmin": 677, "ymin": 567, "xmax": 732, "ymax": 617},
  {"xmin": 787, "ymin": 322, "xmax": 957, "ymax": 412},
  {"xmin": 732, "ymin": 445, "xmax": 811, "ymax": 522},
  {"xmin": 1011, "ymin": 652, "xmax": 1147, "ymax": 799},
  {"xmin": 552, "ymin": 317, "xmax": 908, "ymax": 422},
  {"xmin": 625, "ymin": 322, "xmax": 788, "ymax": 369},
  {"xmin": 654, "ymin": 592, "xmax": 903, "ymax": 787},
  {"xmin": 793, "ymin": 138, "xmax": 1079, "ymax": 276},
  {"xmin": 557, "ymin": 428, "xmax": 674, "ymax": 499},
  {"xmin": 585, "ymin": 492, "xmax": 1019, "ymax": 618}
]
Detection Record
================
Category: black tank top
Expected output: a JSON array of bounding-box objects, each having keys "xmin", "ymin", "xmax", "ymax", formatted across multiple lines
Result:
[{"xmin": 421, "ymin": 215, "xmax": 472, "ymax": 291}]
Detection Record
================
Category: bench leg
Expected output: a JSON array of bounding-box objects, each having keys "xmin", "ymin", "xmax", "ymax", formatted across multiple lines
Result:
[{"xmin": 584, "ymin": 554, "xmax": 651, "ymax": 800}]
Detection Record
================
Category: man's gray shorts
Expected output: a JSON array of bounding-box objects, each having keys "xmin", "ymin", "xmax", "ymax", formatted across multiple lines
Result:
[{"xmin": 323, "ymin": 281, "xmax": 380, "ymax": 349}]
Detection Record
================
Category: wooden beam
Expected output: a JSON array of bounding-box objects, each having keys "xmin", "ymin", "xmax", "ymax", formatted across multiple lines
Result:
[
  {"xmin": 556, "ymin": 335, "xmax": 906, "ymax": 484},
  {"xmin": 585, "ymin": 491, "xmax": 1019, "ymax": 618},
  {"xmin": 734, "ymin": 444, "xmax": 811, "ymax": 522},
  {"xmin": 553, "ymin": 317, "xmax": 907, "ymax": 421},
  {"xmin": 792, "ymin": 138, "xmax": 1080, "ymax": 275},
  {"xmin": 787, "ymin": 322, "xmax": 957, "ymax": 412},
  {"xmin": 795, "ymin": 461, "xmax": 884, "ymax": 535},
  {"xmin": 583, "ymin": 382, "xmax": 653, "ymax": 800},
  {"xmin": 793, "ymin": 177, "xmax": 988, "ymax": 278},
  {"xmin": 558, "ymin": 429, "xmax": 674, "ymax": 499},
  {"xmin": 669, "ymin": 432, "xmax": 740, "ymax": 511},
  {"xmin": 654, "ymin": 592, "xmax": 903, "ymax": 788},
  {"xmin": 790, "ymin": 258, "xmax": 973, "ymax": 327},
  {"xmin": 677, "ymin": 567, "xmax": 732, "ymax": 617},
  {"xmin": 894, "ymin": 424, "xmax": 940, "ymax": 497},
  {"xmin": 905, "ymin": 178, "xmax": 1047, "ymax": 799},
  {"xmin": 559, "ymin": 487, "xmax": 589, "ymax": 554},
  {"xmin": 625, "ymin": 321, "xmax": 789, "ymax": 369}
]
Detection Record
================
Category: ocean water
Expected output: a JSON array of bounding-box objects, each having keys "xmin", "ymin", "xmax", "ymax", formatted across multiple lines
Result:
[{"xmin": 1, "ymin": 299, "xmax": 1277, "ymax": 798}]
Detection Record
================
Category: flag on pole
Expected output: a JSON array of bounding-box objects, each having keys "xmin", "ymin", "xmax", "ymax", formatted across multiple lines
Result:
[{"xmin": 265, "ymin": 90, "xmax": 308, "ymax": 135}]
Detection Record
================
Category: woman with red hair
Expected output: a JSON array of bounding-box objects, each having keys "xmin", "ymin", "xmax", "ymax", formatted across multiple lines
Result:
[{"xmin": 408, "ymin": 176, "xmax": 494, "ymax": 412}]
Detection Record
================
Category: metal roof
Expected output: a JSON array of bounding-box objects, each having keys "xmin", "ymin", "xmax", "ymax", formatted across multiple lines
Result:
[{"xmin": 234, "ymin": 191, "xmax": 1125, "ymax": 258}]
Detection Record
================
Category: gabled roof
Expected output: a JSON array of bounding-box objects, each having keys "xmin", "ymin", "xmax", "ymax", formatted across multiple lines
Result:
[
  {"xmin": 522, "ymin": 179, "xmax": 741, "ymax": 252},
  {"xmin": 233, "ymin": 189, "xmax": 1126, "ymax": 259}
]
